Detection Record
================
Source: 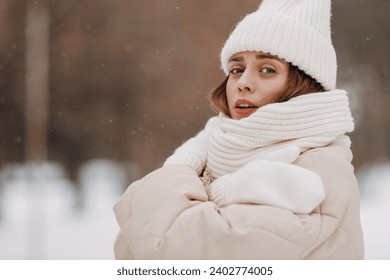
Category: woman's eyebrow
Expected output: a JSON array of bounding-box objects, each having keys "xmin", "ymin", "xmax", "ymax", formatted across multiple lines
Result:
[
  {"xmin": 256, "ymin": 53, "xmax": 284, "ymax": 62},
  {"xmin": 228, "ymin": 54, "xmax": 284, "ymax": 63},
  {"xmin": 228, "ymin": 56, "xmax": 244, "ymax": 63}
]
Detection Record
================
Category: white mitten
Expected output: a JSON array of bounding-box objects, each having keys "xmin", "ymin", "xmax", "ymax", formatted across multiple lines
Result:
[
  {"xmin": 164, "ymin": 117, "xmax": 219, "ymax": 175},
  {"xmin": 209, "ymin": 159, "xmax": 325, "ymax": 214}
]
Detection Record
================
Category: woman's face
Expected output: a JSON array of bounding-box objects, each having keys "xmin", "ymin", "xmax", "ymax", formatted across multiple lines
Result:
[{"xmin": 226, "ymin": 51, "xmax": 289, "ymax": 120}]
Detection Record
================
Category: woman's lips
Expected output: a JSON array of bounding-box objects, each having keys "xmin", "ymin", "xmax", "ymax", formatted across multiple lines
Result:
[{"xmin": 234, "ymin": 99, "xmax": 258, "ymax": 118}]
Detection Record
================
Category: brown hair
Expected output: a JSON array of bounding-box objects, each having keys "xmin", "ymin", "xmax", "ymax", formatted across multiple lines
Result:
[{"xmin": 209, "ymin": 64, "xmax": 325, "ymax": 117}]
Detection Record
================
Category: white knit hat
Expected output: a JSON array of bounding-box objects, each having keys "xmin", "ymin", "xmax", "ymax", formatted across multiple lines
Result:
[{"xmin": 220, "ymin": 0, "xmax": 337, "ymax": 90}]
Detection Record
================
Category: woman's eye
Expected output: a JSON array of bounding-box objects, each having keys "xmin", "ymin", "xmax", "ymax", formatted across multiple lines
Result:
[
  {"xmin": 229, "ymin": 68, "xmax": 244, "ymax": 75},
  {"xmin": 260, "ymin": 68, "xmax": 275, "ymax": 74}
]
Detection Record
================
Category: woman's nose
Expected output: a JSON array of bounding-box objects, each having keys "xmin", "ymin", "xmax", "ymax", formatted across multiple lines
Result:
[{"xmin": 237, "ymin": 70, "xmax": 254, "ymax": 93}]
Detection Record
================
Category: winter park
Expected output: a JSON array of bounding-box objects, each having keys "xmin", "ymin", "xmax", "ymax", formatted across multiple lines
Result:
[{"xmin": 1, "ymin": 1, "xmax": 390, "ymax": 260}]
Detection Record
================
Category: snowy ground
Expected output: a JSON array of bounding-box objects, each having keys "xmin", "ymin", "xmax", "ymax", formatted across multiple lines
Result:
[
  {"xmin": 358, "ymin": 162, "xmax": 390, "ymax": 259},
  {"xmin": 0, "ymin": 160, "xmax": 389, "ymax": 259},
  {"xmin": 0, "ymin": 161, "xmax": 126, "ymax": 259}
]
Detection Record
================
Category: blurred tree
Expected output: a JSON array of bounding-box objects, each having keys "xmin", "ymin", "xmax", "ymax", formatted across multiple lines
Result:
[
  {"xmin": 25, "ymin": 0, "xmax": 50, "ymax": 162},
  {"xmin": 333, "ymin": 0, "xmax": 390, "ymax": 167},
  {"xmin": 0, "ymin": 0, "xmax": 26, "ymax": 166}
]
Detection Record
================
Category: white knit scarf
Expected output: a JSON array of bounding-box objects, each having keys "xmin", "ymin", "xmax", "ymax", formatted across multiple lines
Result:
[{"xmin": 206, "ymin": 89, "xmax": 355, "ymax": 179}]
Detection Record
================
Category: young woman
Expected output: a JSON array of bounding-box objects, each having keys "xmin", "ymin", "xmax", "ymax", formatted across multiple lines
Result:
[
  {"xmin": 114, "ymin": 0, "xmax": 364, "ymax": 259},
  {"xmin": 163, "ymin": 50, "xmax": 338, "ymax": 214}
]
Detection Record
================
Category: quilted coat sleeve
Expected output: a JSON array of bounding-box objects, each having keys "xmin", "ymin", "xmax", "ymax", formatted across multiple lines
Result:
[{"xmin": 113, "ymin": 144, "xmax": 364, "ymax": 259}]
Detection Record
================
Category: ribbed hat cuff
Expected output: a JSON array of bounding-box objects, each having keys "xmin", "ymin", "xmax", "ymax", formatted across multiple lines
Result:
[{"xmin": 220, "ymin": 12, "xmax": 337, "ymax": 90}]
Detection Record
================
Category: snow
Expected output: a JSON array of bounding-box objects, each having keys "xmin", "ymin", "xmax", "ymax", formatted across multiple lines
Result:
[
  {"xmin": 0, "ymin": 160, "xmax": 389, "ymax": 259},
  {"xmin": 0, "ymin": 161, "xmax": 125, "ymax": 260},
  {"xmin": 358, "ymin": 162, "xmax": 390, "ymax": 259}
]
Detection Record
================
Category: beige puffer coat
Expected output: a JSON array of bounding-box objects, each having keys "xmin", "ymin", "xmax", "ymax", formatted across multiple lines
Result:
[{"xmin": 113, "ymin": 142, "xmax": 364, "ymax": 259}]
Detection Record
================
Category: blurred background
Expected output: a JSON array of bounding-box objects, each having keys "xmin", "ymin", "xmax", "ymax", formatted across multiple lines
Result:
[{"xmin": 0, "ymin": 0, "xmax": 389, "ymax": 259}]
